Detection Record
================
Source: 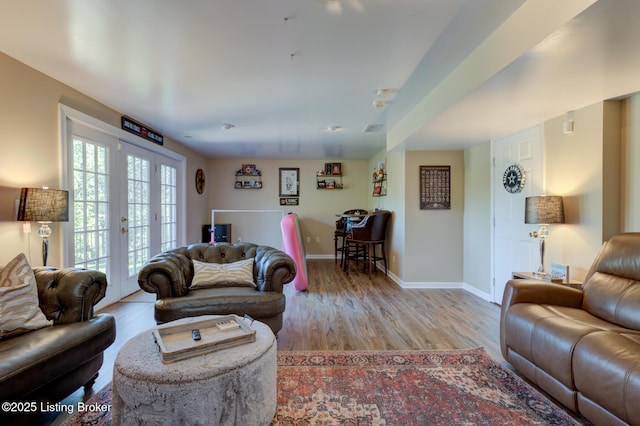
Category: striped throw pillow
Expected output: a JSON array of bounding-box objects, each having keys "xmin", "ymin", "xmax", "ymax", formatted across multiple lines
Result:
[
  {"xmin": 191, "ymin": 258, "xmax": 256, "ymax": 289},
  {"xmin": 0, "ymin": 253, "xmax": 52, "ymax": 338}
]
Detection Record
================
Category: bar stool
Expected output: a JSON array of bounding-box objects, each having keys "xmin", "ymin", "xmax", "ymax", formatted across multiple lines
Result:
[
  {"xmin": 344, "ymin": 210, "xmax": 391, "ymax": 277},
  {"xmin": 334, "ymin": 209, "xmax": 367, "ymax": 267}
]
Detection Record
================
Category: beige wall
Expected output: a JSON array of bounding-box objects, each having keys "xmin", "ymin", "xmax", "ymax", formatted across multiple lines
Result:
[
  {"xmin": 402, "ymin": 151, "xmax": 465, "ymax": 283},
  {"xmin": 382, "ymin": 150, "xmax": 406, "ymax": 278},
  {"xmin": 364, "ymin": 148, "xmax": 465, "ymax": 284},
  {"xmin": 0, "ymin": 52, "xmax": 210, "ymax": 266},
  {"xmin": 544, "ymin": 100, "xmax": 621, "ymax": 280},
  {"xmin": 463, "ymin": 142, "xmax": 492, "ymax": 295},
  {"xmin": 621, "ymin": 94, "xmax": 640, "ymax": 232},
  {"xmin": 207, "ymin": 158, "xmax": 369, "ymax": 256}
]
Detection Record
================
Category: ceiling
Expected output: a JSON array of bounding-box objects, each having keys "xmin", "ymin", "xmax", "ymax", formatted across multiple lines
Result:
[{"xmin": 1, "ymin": 0, "xmax": 639, "ymax": 159}]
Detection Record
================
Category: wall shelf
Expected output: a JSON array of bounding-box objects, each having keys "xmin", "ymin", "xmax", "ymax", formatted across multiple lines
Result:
[
  {"xmin": 235, "ymin": 164, "xmax": 262, "ymax": 189},
  {"xmin": 372, "ymin": 173, "xmax": 387, "ymax": 197},
  {"xmin": 316, "ymin": 174, "xmax": 343, "ymax": 189}
]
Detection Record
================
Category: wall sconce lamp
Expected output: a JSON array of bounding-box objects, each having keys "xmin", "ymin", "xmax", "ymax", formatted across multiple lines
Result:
[
  {"xmin": 16, "ymin": 187, "xmax": 69, "ymax": 266},
  {"xmin": 525, "ymin": 195, "xmax": 565, "ymax": 276}
]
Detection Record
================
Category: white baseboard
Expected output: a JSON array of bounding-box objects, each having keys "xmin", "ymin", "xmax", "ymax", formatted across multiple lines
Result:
[
  {"xmin": 399, "ymin": 281, "xmax": 465, "ymax": 289},
  {"xmin": 305, "ymin": 254, "xmax": 334, "ymax": 260},
  {"xmin": 462, "ymin": 283, "xmax": 492, "ymax": 302}
]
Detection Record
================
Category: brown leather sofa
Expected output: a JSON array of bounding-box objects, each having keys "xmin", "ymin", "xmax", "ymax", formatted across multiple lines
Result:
[
  {"xmin": 137, "ymin": 242, "xmax": 296, "ymax": 334},
  {"xmin": 0, "ymin": 267, "xmax": 116, "ymax": 424},
  {"xmin": 501, "ymin": 232, "xmax": 640, "ymax": 426}
]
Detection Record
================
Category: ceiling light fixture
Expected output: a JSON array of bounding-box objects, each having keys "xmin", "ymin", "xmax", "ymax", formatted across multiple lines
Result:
[
  {"xmin": 372, "ymin": 100, "xmax": 388, "ymax": 109},
  {"xmin": 325, "ymin": 125, "xmax": 342, "ymax": 132},
  {"xmin": 376, "ymin": 88, "xmax": 397, "ymax": 97},
  {"xmin": 221, "ymin": 123, "xmax": 235, "ymax": 130}
]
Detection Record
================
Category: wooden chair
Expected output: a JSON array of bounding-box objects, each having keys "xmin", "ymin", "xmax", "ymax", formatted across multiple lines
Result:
[{"xmin": 344, "ymin": 210, "xmax": 392, "ymax": 277}]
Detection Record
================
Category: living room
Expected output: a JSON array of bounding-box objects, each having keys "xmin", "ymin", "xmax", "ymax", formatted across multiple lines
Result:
[
  {"xmin": 1, "ymin": 1, "xmax": 640, "ymax": 424},
  {"xmin": 1, "ymin": 1, "xmax": 639, "ymax": 294}
]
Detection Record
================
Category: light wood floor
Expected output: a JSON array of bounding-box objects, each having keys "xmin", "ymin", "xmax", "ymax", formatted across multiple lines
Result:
[{"xmin": 50, "ymin": 259, "xmax": 503, "ymax": 424}]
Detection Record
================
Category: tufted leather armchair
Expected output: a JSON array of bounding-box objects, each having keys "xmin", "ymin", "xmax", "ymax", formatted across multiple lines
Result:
[
  {"xmin": 138, "ymin": 242, "xmax": 296, "ymax": 334},
  {"xmin": 0, "ymin": 267, "xmax": 116, "ymax": 425}
]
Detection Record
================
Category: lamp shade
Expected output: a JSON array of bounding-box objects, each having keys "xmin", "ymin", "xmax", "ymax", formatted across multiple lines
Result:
[
  {"xmin": 525, "ymin": 196, "xmax": 565, "ymax": 225},
  {"xmin": 17, "ymin": 188, "xmax": 69, "ymax": 222}
]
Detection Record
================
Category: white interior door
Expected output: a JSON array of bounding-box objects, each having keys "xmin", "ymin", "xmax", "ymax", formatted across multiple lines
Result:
[{"xmin": 492, "ymin": 125, "xmax": 544, "ymax": 303}]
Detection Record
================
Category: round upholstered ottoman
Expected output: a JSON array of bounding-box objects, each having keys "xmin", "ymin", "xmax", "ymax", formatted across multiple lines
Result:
[{"xmin": 112, "ymin": 315, "xmax": 276, "ymax": 426}]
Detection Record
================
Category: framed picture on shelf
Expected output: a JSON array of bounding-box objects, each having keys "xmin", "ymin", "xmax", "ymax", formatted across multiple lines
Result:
[
  {"xmin": 324, "ymin": 163, "xmax": 333, "ymax": 175},
  {"xmin": 331, "ymin": 163, "xmax": 342, "ymax": 175},
  {"xmin": 242, "ymin": 164, "xmax": 257, "ymax": 175},
  {"xmin": 279, "ymin": 168, "xmax": 300, "ymax": 197},
  {"xmin": 419, "ymin": 165, "xmax": 451, "ymax": 210}
]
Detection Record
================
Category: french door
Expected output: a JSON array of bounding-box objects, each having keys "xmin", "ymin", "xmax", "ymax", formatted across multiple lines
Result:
[{"xmin": 66, "ymin": 119, "xmax": 183, "ymax": 306}]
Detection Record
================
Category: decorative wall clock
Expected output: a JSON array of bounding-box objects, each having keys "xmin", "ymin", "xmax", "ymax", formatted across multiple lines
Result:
[
  {"xmin": 195, "ymin": 168, "xmax": 206, "ymax": 194},
  {"xmin": 503, "ymin": 164, "xmax": 526, "ymax": 193}
]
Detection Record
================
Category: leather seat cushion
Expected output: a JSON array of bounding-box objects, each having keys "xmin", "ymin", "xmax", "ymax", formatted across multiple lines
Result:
[
  {"xmin": 155, "ymin": 287, "xmax": 285, "ymax": 322},
  {"xmin": 0, "ymin": 314, "xmax": 116, "ymax": 400},
  {"xmin": 574, "ymin": 331, "xmax": 640, "ymax": 424},
  {"xmin": 505, "ymin": 303, "xmax": 631, "ymax": 388}
]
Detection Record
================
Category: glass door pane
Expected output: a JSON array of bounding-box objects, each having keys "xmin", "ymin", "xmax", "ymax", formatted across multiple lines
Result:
[
  {"xmin": 160, "ymin": 164, "xmax": 178, "ymax": 252},
  {"xmin": 72, "ymin": 136, "xmax": 110, "ymax": 273},
  {"xmin": 123, "ymin": 151, "xmax": 151, "ymax": 293}
]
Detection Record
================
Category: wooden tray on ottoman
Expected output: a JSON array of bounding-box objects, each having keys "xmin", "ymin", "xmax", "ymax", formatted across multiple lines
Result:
[{"xmin": 152, "ymin": 315, "xmax": 256, "ymax": 364}]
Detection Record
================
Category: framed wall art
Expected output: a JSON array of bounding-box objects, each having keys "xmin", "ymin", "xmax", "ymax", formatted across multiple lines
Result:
[
  {"xmin": 279, "ymin": 168, "xmax": 300, "ymax": 197},
  {"xmin": 420, "ymin": 165, "xmax": 451, "ymax": 210}
]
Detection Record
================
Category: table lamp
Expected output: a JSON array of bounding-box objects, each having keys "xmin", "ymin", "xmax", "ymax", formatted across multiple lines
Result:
[
  {"xmin": 525, "ymin": 195, "xmax": 565, "ymax": 276},
  {"xmin": 17, "ymin": 187, "xmax": 69, "ymax": 266}
]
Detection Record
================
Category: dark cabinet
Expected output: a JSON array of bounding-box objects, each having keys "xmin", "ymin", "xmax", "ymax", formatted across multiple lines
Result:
[{"xmin": 202, "ymin": 224, "xmax": 232, "ymax": 243}]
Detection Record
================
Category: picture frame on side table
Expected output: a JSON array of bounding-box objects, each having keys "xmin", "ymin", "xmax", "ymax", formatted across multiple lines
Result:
[
  {"xmin": 279, "ymin": 168, "xmax": 300, "ymax": 197},
  {"xmin": 550, "ymin": 263, "xmax": 570, "ymax": 283}
]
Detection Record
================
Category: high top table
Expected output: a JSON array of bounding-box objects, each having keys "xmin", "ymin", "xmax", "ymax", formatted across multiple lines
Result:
[{"xmin": 111, "ymin": 315, "xmax": 277, "ymax": 426}]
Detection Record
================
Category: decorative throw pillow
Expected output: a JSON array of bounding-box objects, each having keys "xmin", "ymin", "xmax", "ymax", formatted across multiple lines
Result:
[
  {"xmin": 191, "ymin": 258, "xmax": 256, "ymax": 289},
  {"xmin": 0, "ymin": 253, "xmax": 52, "ymax": 339}
]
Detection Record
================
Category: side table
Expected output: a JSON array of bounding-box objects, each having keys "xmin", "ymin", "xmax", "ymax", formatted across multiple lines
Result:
[
  {"xmin": 512, "ymin": 271, "xmax": 583, "ymax": 289},
  {"xmin": 112, "ymin": 315, "xmax": 277, "ymax": 426}
]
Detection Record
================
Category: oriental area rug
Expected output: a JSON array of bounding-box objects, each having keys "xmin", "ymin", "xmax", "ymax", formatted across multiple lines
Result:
[{"xmin": 65, "ymin": 348, "xmax": 582, "ymax": 425}]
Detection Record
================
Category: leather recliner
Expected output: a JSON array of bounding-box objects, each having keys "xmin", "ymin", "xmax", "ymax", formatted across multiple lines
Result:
[
  {"xmin": 137, "ymin": 242, "xmax": 296, "ymax": 334},
  {"xmin": 501, "ymin": 232, "xmax": 640, "ymax": 426},
  {"xmin": 0, "ymin": 267, "xmax": 116, "ymax": 425}
]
